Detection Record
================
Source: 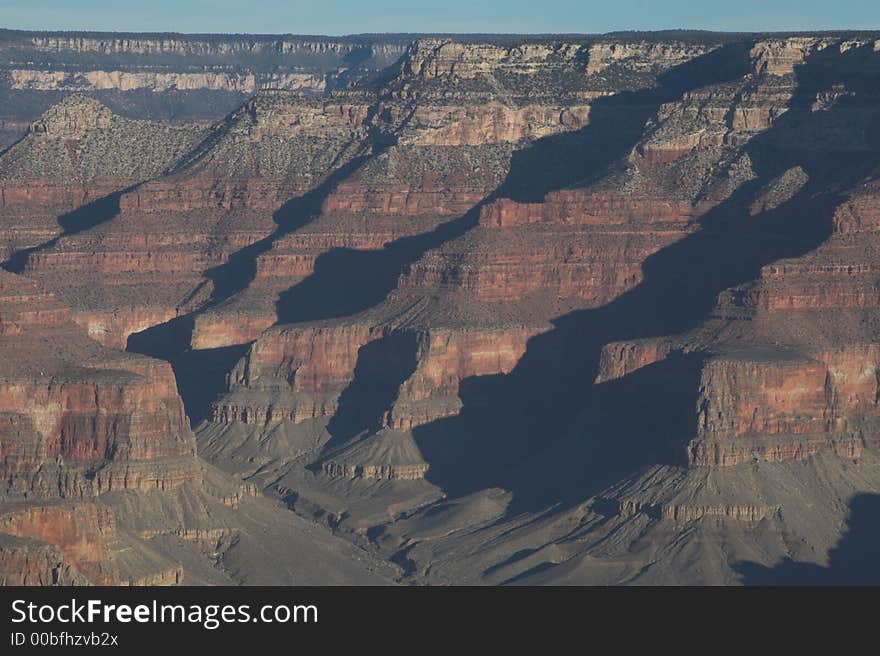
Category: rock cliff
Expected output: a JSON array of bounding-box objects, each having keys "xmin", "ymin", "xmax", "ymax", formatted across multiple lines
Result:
[{"xmin": 0, "ymin": 269, "xmax": 394, "ymax": 584}]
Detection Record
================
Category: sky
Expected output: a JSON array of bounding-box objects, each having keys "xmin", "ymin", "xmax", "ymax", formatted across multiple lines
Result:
[{"xmin": 1, "ymin": 0, "xmax": 879, "ymax": 35}]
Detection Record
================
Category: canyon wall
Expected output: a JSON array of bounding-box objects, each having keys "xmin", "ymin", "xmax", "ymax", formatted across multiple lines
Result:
[
  {"xmin": 0, "ymin": 271, "xmax": 205, "ymax": 583},
  {"xmin": 189, "ymin": 36, "xmax": 880, "ymax": 486}
]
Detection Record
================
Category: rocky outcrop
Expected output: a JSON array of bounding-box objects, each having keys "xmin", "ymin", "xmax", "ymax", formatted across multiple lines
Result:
[
  {"xmin": 399, "ymin": 40, "xmax": 589, "ymax": 86},
  {"xmin": 385, "ymin": 326, "xmax": 535, "ymax": 429},
  {"xmin": 0, "ymin": 96, "xmax": 208, "ymax": 261},
  {"xmin": 745, "ymin": 37, "xmax": 880, "ymax": 76},
  {"xmin": 0, "ymin": 271, "xmax": 209, "ymax": 584},
  {"xmin": 397, "ymin": 103, "xmax": 591, "ymax": 146},
  {"xmin": 0, "ymin": 503, "xmax": 118, "ymax": 584},
  {"xmin": 207, "ymin": 314, "xmax": 541, "ymax": 482},
  {"xmin": 687, "ymin": 348, "xmax": 875, "ymax": 467},
  {"xmin": 212, "ymin": 322, "xmax": 378, "ymax": 426},
  {"xmin": 4, "ymin": 95, "xmax": 208, "ymax": 177},
  {"xmin": 719, "ymin": 184, "xmax": 880, "ymax": 316},
  {"xmin": 585, "ymin": 41, "xmax": 713, "ymax": 76},
  {"xmin": 399, "ymin": 38, "xmax": 711, "ymax": 95},
  {"xmin": 595, "ymin": 339, "xmax": 675, "ymax": 383},
  {"xmin": 617, "ymin": 498, "xmax": 780, "ymax": 522},
  {"xmin": 0, "ymin": 533, "xmax": 90, "ymax": 585},
  {"xmin": 749, "ymin": 38, "xmax": 827, "ymax": 75},
  {"xmin": 0, "ymin": 271, "xmax": 202, "ymax": 498}
]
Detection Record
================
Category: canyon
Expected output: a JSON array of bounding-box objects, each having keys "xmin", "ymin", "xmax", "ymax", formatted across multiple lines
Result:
[{"xmin": 2, "ymin": 29, "xmax": 880, "ymax": 584}]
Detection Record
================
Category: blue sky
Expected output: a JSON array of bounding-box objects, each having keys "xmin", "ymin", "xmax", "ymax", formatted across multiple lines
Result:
[{"xmin": 1, "ymin": 0, "xmax": 879, "ymax": 35}]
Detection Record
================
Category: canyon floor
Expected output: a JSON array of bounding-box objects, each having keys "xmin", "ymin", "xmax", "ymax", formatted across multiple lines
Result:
[{"xmin": 2, "ymin": 29, "xmax": 880, "ymax": 585}]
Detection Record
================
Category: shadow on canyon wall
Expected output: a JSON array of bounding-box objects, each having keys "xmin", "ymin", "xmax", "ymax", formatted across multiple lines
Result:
[
  {"xmin": 1, "ymin": 185, "xmax": 135, "ymax": 273},
  {"xmin": 198, "ymin": 95, "xmax": 418, "ymax": 311},
  {"xmin": 126, "ymin": 314, "xmax": 251, "ymax": 425},
  {"xmin": 169, "ymin": 344, "xmax": 253, "ymax": 426},
  {"xmin": 736, "ymin": 493, "xmax": 880, "ymax": 585},
  {"xmin": 126, "ymin": 102, "xmax": 421, "ymax": 423},
  {"xmin": 126, "ymin": 153, "xmax": 377, "ymax": 423},
  {"xmin": 205, "ymin": 153, "xmax": 371, "ymax": 303},
  {"xmin": 322, "ymin": 331, "xmax": 421, "ymax": 453},
  {"xmin": 126, "ymin": 136, "xmax": 384, "ymax": 422},
  {"xmin": 303, "ymin": 43, "xmax": 764, "ymax": 455},
  {"xmin": 274, "ymin": 203, "xmax": 483, "ymax": 324},
  {"xmin": 403, "ymin": 41, "xmax": 880, "ymax": 516},
  {"xmin": 125, "ymin": 43, "xmax": 756, "ymax": 429},
  {"xmin": 275, "ymin": 43, "xmax": 755, "ymax": 327}
]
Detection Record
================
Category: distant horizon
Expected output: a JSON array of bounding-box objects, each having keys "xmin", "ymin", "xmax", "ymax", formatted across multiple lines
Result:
[
  {"xmin": 1, "ymin": 1, "xmax": 878, "ymax": 36},
  {"xmin": 4, "ymin": 27, "xmax": 880, "ymax": 39}
]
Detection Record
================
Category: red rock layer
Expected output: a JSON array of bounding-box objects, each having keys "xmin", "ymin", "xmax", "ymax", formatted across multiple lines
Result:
[
  {"xmin": 687, "ymin": 347, "xmax": 877, "ymax": 467},
  {"xmin": 0, "ymin": 271, "xmax": 201, "ymax": 497},
  {"xmin": 385, "ymin": 326, "xmax": 536, "ymax": 429},
  {"xmin": 0, "ymin": 504, "xmax": 118, "ymax": 584},
  {"xmin": 0, "ymin": 271, "xmax": 207, "ymax": 584},
  {"xmin": 594, "ymin": 339, "xmax": 676, "ymax": 384},
  {"xmin": 721, "ymin": 185, "xmax": 880, "ymax": 315},
  {"xmin": 0, "ymin": 535, "xmax": 89, "ymax": 585},
  {"xmin": 19, "ymin": 92, "xmax": 376, "ymax": 348},
  {"xmin": 405, "ymin": 225, "xmax": 688, "ymax": 304},
  {"xmin": 212, "ymin": 322, "xmax": 378, "ymax": 425},
  {"xmin": 0, "ymin": 96, "xmax": 208, "ymax": 261}
]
